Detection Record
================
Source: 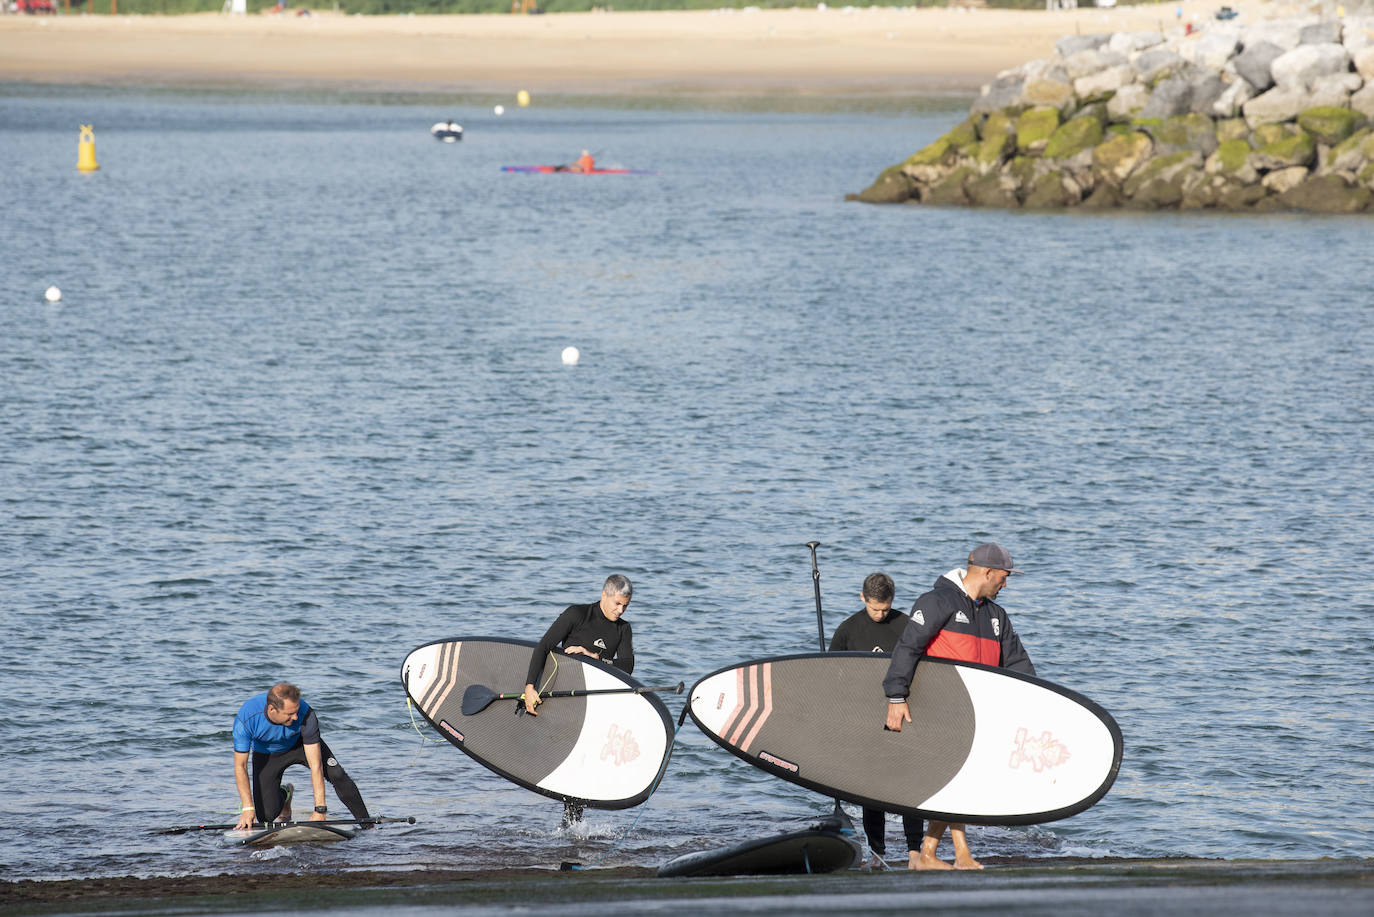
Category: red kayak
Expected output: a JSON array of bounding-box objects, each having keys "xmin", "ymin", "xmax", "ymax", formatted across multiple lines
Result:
[{"xmin": 501, "ymin": 165, "xmax": 657, "ymax": 175}]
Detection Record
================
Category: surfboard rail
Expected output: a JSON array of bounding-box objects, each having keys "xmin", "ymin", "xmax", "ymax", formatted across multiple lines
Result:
[{"xmin": 686, "ymin": 651, "xmax": 1123, "ymax": 826}]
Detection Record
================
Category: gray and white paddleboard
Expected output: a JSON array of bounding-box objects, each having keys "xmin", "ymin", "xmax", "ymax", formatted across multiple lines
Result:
[
  {"xmin": 688, "ymin": 652, "xmax": 1122, "ymax": 826},
  {"xmin": 222, "ymin": 823, "xmax": 358, "ymax": 847},
  {"xmin": 401, "ymin": 637, "xmax": 675, "ymax": 809}
]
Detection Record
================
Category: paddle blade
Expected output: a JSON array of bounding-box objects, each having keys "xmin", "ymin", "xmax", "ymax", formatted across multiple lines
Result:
[{"xmin": 461, "ymin": 684, "xmax": 500, "ymax": 715}]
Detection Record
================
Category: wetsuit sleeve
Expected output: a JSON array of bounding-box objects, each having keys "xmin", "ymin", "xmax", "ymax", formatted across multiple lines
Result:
[
  {"xmin": 526, "ymin": 605, "xmax": 583, "ymax": 687},
  {"xmin": 232, "ymin": 712, "xmax": 251, "ymax": 753},
  {"xmin": 613, "ymin": 622, "xmax": 634, "ymax": 675},
  {"xmin": 999, "ymin": 615, "xmax": 1036, "ymax": 676},
  {"xmin": 300, "ymin": 709, "xmax": 321, "ymax": 745},
  {"xmin": 882, "ymin": 603, "xmax": 947, "ymax": 699}
]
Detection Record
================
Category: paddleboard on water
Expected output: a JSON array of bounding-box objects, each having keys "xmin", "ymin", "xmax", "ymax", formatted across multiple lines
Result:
[
  {"xmin": 401, "ymin": 637, "xmax": 675, "ymax": 808},
  {"xmin": 222, "ymin": 823, "xmax": 358, "ymax": 848},
  {"xmin": 501, "ymin": 165, "xmax": 658, "ymax": 175},
  {"xmin": 688, "ymin": 652, "xmax": 1122, "ymax": 826},
  {"xmin": 657, "ymin": 819, "xmax": 858, "ymax": 878}
]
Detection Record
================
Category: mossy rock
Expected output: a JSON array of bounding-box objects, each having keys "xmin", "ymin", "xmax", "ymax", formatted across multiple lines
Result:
[
  {"xmin": 1251, "ymin": 122, "xmax": 1296, "ymax": 148},
  {"xmin": 1006, "ymin": 155, "xmax": 1039, "ymax": 190},
  {"xmin": 1105, "ymin": 123, "xmax": 1135, "ymax": 138},
  {"xmin": 980, "ymin": 111, "xmax": 1015, "ymax": 142},
  {"xmin": 1072, "ymin": 102, "xmax": 1110, "ymax": 127},
  {"xmin": 1080, "ymin": 182, "xmax": 1126, "ymax": 209},
  {"xmin": 905, "ymin": 136, "xmax": 955, "ymax": 168},
  {"xmin": 1022, "ymin": 170, "xmax": 1075, "ymax": 208},
  {"xmin": 1044, "ymin": 116, "xmax": 1105, "ymax": 160},
  {"xmin": 1123, "ymin": 150, "xmax": 1202, "ymax": 199},
  {"xmin": 1152, "ymin": 113, "xmax": 1219, "ymax": 156},
  {"xmin": 854, "ymin": 163, "xmax": 916, "ymax": 204},
  {"xmin": 1016, "ymin": 106, "xmax": 1062, "ymax": 154},
  {"xmin": 1360, "ymin": 159, "xmax": 1374, "ymax": 188},
  {"xmin": 1092, "ymin": 131, "xmax": 1155, "ymax": 187},
  {"xmin": 1278, "ymin": 174, "xmax": 1373, "ymax": 212},
  {"xmin": 1129, "ymin": 117, "xmax": 1163, "ymax": 132},
  {"xmin": 1329, "ymin": 127, "xmax": 1374, "ymax": 166},
  {"xmin": 1250, "ymin": 131, "xmax": 1317, "ymax": 171},
  {"xmin": 1216, "ymin": 183, "xmax": 1271, "ymax": 210},
  {"xmin": 946, "ymin": 118, "xmax": 981, "ymax": 153},
  {"xmin": 1216, "ymin": 118, "xmax": 1251, "ymax": 144},
  {"xmin": 1213, "ymin": 139, "xmax": 1254, "ymax": 175},
  {"xmin": 1296, "ymin": 107, "xmax": 1365, "ymax": 146},
  {"xmin": 965, "ymin": 172, "xmax": 1019, "ymax": 208},
  {"xmin": 925, "ymin": 165, "xmax": 977, "ymax": 206}
]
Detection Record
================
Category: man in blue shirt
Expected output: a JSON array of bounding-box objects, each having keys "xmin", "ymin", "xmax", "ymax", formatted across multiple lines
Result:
[{"xmin": 232, "ymin": 682, "xmax": 370, "ymax": 830}]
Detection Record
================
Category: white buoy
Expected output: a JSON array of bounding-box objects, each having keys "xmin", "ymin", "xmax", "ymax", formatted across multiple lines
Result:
[
  {"xmin": 561, "ymin": 346, "xmax": 580, "ymax": 366},
  {"xmin": 44, "ymin": 285, "xmax": 62, "ymax": 303},
  {"xmin": 494, "ymin": 104, "xmax": 505, "ymax": 116}
]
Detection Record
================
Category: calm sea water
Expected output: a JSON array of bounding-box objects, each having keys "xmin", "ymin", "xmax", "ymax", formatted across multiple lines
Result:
[{"xmin": 2, "ymin": 86, "xmax": 1372, "ymax": 884}]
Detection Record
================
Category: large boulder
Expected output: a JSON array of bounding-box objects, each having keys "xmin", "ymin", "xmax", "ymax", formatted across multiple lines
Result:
[
  {"xmin": 1016, "ymin": 106, "xmax": 1062, "ymax": 154},
  {"xmin": 1261, "ymin": 165, "xmax": 1310, "ymax": 193},
  {"xmin": 1056, "ymin": 33, "xmax": 1111, "ymax": 58},
  {"xmin": 1123, "ymin": 150, "xmax": 1204, "ymax": 200},
  {"xmin": 974, "ymin": 111, "xmax": 1016, "ymax": 169},
  {"xmin": 1234, "ymin": 41, "xmax": 1285, "ymax": 92},
  {"xmin": 1020, "ymin": 77, "xmax": 1078, "ymax": 116},
  {"xmin": 1141, "ymin": 78, "xmax": 1195, "ymax": 119},
  {"xmin": 1298, "ymin": 106, "xmax": 1366, "ymax": 144},
  {"xmin": 924, "ymin": 165, "xmax": 977, "ymax": 206},
  {"xmin": 852, "ymin": 164, "xmax": 915, "ymax": 203},
  {"xmin": 1151, "ymin": 112, "xmax": 1220, "ymax": 156},
  {"xmin": 1022, "ymin": 169, "xmax": 1079, "ymax": 208},
  {"xmin": 1075, "ymin": 65, "xmax": 1137, "ymax": 101},
  {"xmin": 972, "ymin": 73, "xmax": 1028, "ymax": 117},
  {"xmin": 1108, "ymin": 84, "xmax": 1151, "ymax": 121},
  {"xmin": 1092, "ymin": 130, "xmax": 1155, "ymax": 187},
  {"xmin": 965, "ymin": 171, "xmax": 1020, "ymax": 208},
  {"xmin": 1353, "ymin": 83, "xmax": 1374, "ymax": 120},
  {"xmin": 1190, "ymin": 74, "xmax": 1229, "ymax": 115},
  {"xmin": 1135, "ymin": 48, "xmax": 1189, "ymax": 84},
  {"xmin": 1270, "ymin": 44, "xmax": 1352, "ymax": 93},
  {"xmin": 1245, "ymin": 19, "xmax": 1304, "ymax": 53},
  {"xmin": 1207, "ymin": 138, "xmax": 1261, "ymax": 183},
  {"xmin": 1326, "ymin": 127, "xmax": 1374, "ymax": 172},
  {"xmin": 1044, "ymin": 116, "xmax": 1105, "ymax": 159},
  {"xmin": 1212, "ymin": 78, "xmax": 1259, "ymax": 118},
  {"xmin": 1185, "ymin": 31, "xmax": 1243, "ymax": 71},
  {"xmin": 1065, "ymin": 48, "xmax": 1129, "ymax": 80},
  {"xmin": 1109, "ymin": 31, "xmax": 1164, "ymax": 55},
  {"xmin": 1308, "ymin": 71, "xmax": 1365, "ymax": 108},
  {"xmin": 1355, "ymin": 46, "xmax": 1374, "ymax": 81},
  {"xmin": 1300, "ymin": 21, "xmax": 1343, "ymax": 46},
  {"xmin": 1249, "ymin": 130, "xmax": 1318, "ymax": 170},
  {"xmin": 1244, "ymin": 87, "xmax": 1311, "ymax": 127},
  {"xmin": 1278, "ymin": 173, "xmax": 1372, "ymax": 211}
]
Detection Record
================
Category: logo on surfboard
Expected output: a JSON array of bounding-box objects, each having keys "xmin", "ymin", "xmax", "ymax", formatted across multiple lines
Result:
[
  {"xmin": 1008, "ymin": 728, "xmax": 1070, "ymax": 772},
  {"xmin": 758, "ymin": 750, "xmax": 800, "ymax": 774},
  {"xmin": 601, "ymin": 724, "xmax": 641, "ymax": 766}
]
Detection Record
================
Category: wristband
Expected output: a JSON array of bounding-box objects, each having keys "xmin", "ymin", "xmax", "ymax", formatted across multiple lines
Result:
[{"xmin": 241, "ymin": 805, "xmax": 255, "ymax": 812}]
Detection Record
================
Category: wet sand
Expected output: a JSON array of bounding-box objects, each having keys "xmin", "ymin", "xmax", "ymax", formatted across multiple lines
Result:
[
  {"xmin": 4, "ymin": 858, "xmax": 1372, "ymax": 915},
  {"xmin": 0, "ymin": 3, "xmax": 1269, "ymax": 96}
]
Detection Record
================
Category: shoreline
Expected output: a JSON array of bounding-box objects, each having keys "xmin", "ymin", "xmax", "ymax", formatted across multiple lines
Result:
[
  {"xmin": 3, "ymin": 858, "xmax": 1372, "ymax": 913},
  {"xmin": 0, "ymin": 4, "xmax": 1264, "ymax": 97}
]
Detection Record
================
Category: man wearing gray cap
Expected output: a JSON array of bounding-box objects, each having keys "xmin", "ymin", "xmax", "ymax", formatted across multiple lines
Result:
[{"xmin": 881, "ymin": 543, "xmax": 1035, "ymax": 869}]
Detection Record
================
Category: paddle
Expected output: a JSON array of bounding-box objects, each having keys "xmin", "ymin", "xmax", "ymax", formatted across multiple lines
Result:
[
  {"xmin": 461, "ymin": 680, "xmax": 684, "ymax": 716},
  {"xmin": 804, "ymin": 540, "xmax": 856, "ymax": 836},
  {"xmin": 155, "ymin": 815, "xmax": 416, "ymax": 836}
]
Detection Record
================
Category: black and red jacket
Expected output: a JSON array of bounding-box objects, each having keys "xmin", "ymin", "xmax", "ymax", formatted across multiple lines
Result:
[{"xmin": 883, "ymin": 569, "xmax": 1034, "ymax": 699}]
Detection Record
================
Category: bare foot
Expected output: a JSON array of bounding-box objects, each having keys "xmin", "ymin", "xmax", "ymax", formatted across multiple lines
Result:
[
  {"xmin": 953, "ymin": 855, "xmax": 984, "ymax": 870},
  {"xmin": 911, "ymin": 851, "xmax": 953, "ymax": 870}
]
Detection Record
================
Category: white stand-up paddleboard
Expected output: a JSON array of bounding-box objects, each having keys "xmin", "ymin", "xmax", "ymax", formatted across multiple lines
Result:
[
  {"xmin": 688, "ymin": 652, "xmax": 1122, "ymax": 825},
  {"xmin": 401, "ymin": 637, "xmax": 676, "ymax": 809},
  {"xmin": 222, "ymin": 823, "xmax": 358, "ymax": 847}
]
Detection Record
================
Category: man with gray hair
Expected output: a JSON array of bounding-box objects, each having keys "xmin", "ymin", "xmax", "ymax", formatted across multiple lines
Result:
[
  {"xmin": 881, "ymin": 543, "xmax": 1035, "ymax": 869},
  {"xmin": 523, "ymin": 574, "xmax": 636, "ymax": 826}
]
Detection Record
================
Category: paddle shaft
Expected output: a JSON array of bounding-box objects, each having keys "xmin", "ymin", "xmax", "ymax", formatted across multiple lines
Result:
[
  {"xmin": 806, "ymin": 540, "xmax": 825, "ymax": 652},
  {"xmin": 518, "ymin": 682, "xmax": 683, "ymax": 702},
  {"xmin": 156, "ymin": 815, "xmax": 415, "ymax": 836}
]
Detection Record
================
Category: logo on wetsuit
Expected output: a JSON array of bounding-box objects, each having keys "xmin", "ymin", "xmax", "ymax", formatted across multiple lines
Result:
[{"xmin": 601, "ymin": 724, "xmax": 640, "ymax": 766}]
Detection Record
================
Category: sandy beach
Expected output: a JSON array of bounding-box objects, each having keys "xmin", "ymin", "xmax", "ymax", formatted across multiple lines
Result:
[{"xmin": 0, "ymin": 3, "xmax": 1261, "ymax": 96}]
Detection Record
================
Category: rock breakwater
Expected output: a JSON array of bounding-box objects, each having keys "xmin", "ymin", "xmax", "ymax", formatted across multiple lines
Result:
[{"xmin": 853, "ymin": 15, "xmax": 1374, "ymax": 212}]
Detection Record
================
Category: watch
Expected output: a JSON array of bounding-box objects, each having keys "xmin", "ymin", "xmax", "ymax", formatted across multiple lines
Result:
[{"xmin": 314, "ymin": 805, "xmax": 328, "ymax": 814}]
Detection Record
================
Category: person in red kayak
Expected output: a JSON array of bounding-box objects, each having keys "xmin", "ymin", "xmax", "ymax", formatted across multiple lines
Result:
[{"xmin": 570, "ymin": 149, "xmax": 595, "ymax": 173}]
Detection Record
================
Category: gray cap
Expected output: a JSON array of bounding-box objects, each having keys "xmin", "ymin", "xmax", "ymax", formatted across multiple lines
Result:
[{"xmin": 968, "ymin": 542, "xmax": 1021, "ymax": 574}]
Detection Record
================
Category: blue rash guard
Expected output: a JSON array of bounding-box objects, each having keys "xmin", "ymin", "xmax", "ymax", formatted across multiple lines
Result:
[{"xmin": 232, "ymin": 693, "xmax": 321, "ymax": 754}]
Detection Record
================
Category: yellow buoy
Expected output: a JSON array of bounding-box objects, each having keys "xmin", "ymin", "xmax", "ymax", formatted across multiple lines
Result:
[
  {"xmin": 516, "ymin": 90, "xmax": 531, "ymax": 108},
  {"xmin": 77, "ymin": 124, "xmax": 100, "ymax": 172}
]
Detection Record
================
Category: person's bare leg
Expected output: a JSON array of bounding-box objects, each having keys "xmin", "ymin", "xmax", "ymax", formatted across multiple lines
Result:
[
  {"xmin": 951, "ymin": 825, "xmax": 983, "ymax": 870},
  {"xmin": 912, "ymin": 822, "xmax": 953, "ymax": 869}
]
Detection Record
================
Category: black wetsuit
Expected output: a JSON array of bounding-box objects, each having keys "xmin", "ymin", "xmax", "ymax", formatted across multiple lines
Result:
[
  {"xmin": 829, "ymin": 608, "xmax": 922, "ymax": 858},
  {"xmin": 525, "ymin": 601, "xmax": 634, "ymax": 687}
]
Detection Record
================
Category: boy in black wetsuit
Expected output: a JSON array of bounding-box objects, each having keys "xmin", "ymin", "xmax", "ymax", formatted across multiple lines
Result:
[
  {"xmin": 523, "ymin": 573, "xmax": 635, "ymax": 827},
  {"xmin": 829, "ymin": 573, "xmax": 923, "ymax": 870}
]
